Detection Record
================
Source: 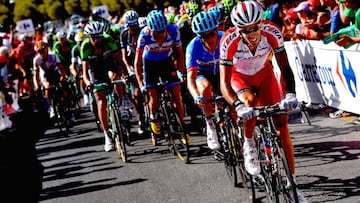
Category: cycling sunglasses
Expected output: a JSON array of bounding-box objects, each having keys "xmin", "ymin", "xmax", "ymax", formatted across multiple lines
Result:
[
  {"xmin": 241, "ymin": 26, "xmax": 260, "ymax": 34},
  {"xmin": 200, "ymin": 30, "xmax": 217, "ymax": 39},
  {"xmin": 90, "ymin": 34, "xmax": 103, "ymax": 39}
]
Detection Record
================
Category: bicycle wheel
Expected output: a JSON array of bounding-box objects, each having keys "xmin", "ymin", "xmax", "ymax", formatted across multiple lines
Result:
[
  {"xmin": 254, "ymin": 126, "xmax": 275, "ymax": 203},
  {"xmin": 53, "ymin": 98, "xmax": 70, "ymax": 136},
  {"xmin": 220, "ymin": 123, "xmax": 238, "ymax": 187},
  {"xmin": 164, "ymin": 104, "xmax": 190, "ymax": 164},
  {"xmin": 234, "ymin": 121, "xmax": 256, "ymax": 202},
  {"xmin": 121, "ymin": 117, "xmax": 132, "ymax": 146},
  {"xmin": 273, "ymin": 141, "xmax": 299, "ymax": 203},
  {"xmin": 110, "ymin": 105, "xmax": 127, "ymax": 162}
]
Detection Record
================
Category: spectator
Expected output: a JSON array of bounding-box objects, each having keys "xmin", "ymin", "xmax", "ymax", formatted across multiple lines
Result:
[
  {"xmin": 293, "ymin": 1, "xmax": 329, "ymax": 40},
  {"xmin": 330, "ymin": 0, "xmax": 348, "ymax": 34},
  {"xmin": 282, "ymin": 8, "xmax": 302, "ymax": 40}
]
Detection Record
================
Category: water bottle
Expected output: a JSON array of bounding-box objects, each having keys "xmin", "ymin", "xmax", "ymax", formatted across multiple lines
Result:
[
  {"xmin": 263, "ymin": 138, "xmax": 272, "ymax": 171},
  {"xmin": 264, "ymin": 139, "xmax": 271, "ymax": 157}
]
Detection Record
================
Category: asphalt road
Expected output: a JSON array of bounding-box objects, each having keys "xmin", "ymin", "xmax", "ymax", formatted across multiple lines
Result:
[{"xmin": 36, "ymin": 108, "xmax": 360, "ymax": 203}]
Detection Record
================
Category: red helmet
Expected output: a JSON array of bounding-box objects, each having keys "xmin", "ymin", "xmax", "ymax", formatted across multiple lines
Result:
[{"xmin": 34, "ymin": 40, "xmax": 48, "ymax": 52}]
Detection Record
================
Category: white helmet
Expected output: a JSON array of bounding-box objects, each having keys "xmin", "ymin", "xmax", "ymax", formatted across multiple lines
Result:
[
  {"xmin": 230, "ymin": 1, "xmax": 263, "ymax": 29},
  {"xmin": 56, "ymin": 31, "xmax": 67, "ymax": 39},
  {"xmin": 84, "ymin": 21, "xmax": 103, "ymax": 35},
  {"xmin": 124, "ymin": 10, "xmax": 139, "ymax": 26}
]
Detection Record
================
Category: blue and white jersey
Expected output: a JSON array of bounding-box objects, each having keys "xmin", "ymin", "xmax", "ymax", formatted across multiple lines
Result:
[
  {"xmin": 185, "ymin": 31, "xmax": 224, "ymax": 75},
  {"xmin": 137, "ymin": 24, "xmax": 182, "ymax": 61}
]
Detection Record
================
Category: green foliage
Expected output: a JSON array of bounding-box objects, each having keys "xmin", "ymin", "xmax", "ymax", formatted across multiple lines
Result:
[
  {"xmin": 13, "ymin": 1, "xmax": 36, "ymax": 22},
  {"xmin": 4, "ymin": 0, "xmax": 182, "ymax": 31}
]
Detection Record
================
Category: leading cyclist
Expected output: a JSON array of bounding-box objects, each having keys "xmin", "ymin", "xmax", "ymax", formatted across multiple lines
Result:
[
  {"xmin": 219, "ymin": 1, "xmax": 306, "ymax": 202},
  {"xmin": 81, "ymin": 21, "xmax": 126, "ymax": 152}
]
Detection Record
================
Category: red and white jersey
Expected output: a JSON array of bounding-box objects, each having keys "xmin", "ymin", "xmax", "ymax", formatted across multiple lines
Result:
[{"xmin": 220, "ymin": 21, "xmax": 285, "ymax": 76}]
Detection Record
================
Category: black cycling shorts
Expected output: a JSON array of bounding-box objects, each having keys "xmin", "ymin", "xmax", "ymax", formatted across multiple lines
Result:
[{"xmin": 143, "ymin": 57, "xmax": 180, "ymax": 88}]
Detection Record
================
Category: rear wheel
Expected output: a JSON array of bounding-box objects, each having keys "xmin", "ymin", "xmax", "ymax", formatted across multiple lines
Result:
[
  {"xmin": 165, "ymin": 105, "xmax": 190, "ymax": 164},
  {"xmin": 234, "ymin": 122, "xmax": 256, "ymax": 202},
  {"xmin": 220, "ymin": 123, "xmax": 238, "ymax": 187}
]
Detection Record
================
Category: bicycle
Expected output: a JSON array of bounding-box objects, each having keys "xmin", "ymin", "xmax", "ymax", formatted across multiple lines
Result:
[
  {"xmin": 93, "ymin": 79, "xmax": 129, "ymax": 163},
  {"xmin": 208, "ymin": 96, "xmax": 255, "ymax": 202},
  {"xmin": 252, "ymin": 104, "xmax": 300, "ymax": 203},
  {"xmin": 45, "ymin": 84, "xmax": 71, "ymax": 136},
  {"xmin": 152, "ymin": 81, "xmax": 190, "ymax": 164}
]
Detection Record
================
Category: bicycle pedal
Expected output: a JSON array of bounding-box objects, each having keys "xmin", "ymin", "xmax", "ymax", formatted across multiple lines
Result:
[{"xmin": 213, "ymin": 150, "xmax": 224, "ymax": 161}]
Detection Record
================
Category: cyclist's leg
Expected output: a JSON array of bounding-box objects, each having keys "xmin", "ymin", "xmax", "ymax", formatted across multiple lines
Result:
[
  {"xmin": 143, "ymin": 59, "xmax": 161, "ymax": 135},
  {"xmin": 94, "ymin": 90, "xmax": 108, "ymax": 131},
  {"xmin": 196, "ymin": 76, "xmax": 219, "ymax": 149}
]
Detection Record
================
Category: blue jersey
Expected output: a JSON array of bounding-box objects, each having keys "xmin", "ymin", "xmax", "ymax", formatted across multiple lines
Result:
[
  {"xmin": 185, "ymin": 31, "xmax": 224, "ymax": 75},
  {"xmin": 137, "ymin": 24, "xmax": 182, "ymax": 61}
]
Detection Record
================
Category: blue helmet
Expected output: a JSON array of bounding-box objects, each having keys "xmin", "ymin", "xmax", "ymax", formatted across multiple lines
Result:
[
  {"xmin": 191, "ymin": 11, "xmax": 218, "ymax": 35},
  {"xmin": 147, "ymin": 10, "xmax": 167, "ymax": 32},
  {"xmin": 207, "ymin": 6, "xmax": 221, "ymax": 22}
]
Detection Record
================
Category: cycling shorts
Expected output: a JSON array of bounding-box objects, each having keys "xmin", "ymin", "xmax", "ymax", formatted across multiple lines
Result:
[
  {"xmin": 143, "ymin": 57, "xmax": 180, "ymax": 89},
  {"xmin": 231, "ymin": 65, "xmax": 281, "ymax": 105},
  {"xmin": 196, "ymin": 70, "xmax": 220, "ymax": 96}
]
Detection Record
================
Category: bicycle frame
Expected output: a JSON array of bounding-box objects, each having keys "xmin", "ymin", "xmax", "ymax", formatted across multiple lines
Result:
[
  {"xmin": 156, "ymin": 82, "xmax": 190, "ymax": 164},
  {"xmin": 94, "ymin": 80, "xmax": 128, "ymax": 162},
  {"xmin": 254, "ymin": 105, "xmax": 299, "ymax": 203}
]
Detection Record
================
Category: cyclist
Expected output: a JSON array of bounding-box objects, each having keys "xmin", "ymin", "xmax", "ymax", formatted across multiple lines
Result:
[
  {"xmin": 52, "ymin": 31, "xmax": 76, "ymax": 75},
  {"xmin": 81, "ymin": 21, "xmax": 126, "ymax": 152},
  {"xmin": 186, "ymin": 11, "xmax": 223, "ymax": 150},
  {"xmin": 219, "ymin": 1, "xmax": 306, "ymax": 202},
  {"xmin": 15, "ymin": 34, "xmax": 35, "ymax": 96},
  {"xmin": 120, "ymin": 10, "xmax": 143, "ymax": 132},
  {"xmin": 134, "ymin": 9, "xmax": 190, "ymax": 145},
  {"xmin": 70, "ymin": 31, "xmax": 88, "ymax": 106},
  {"xmin": 32, "ymin": 40, "xmax": 68, "ymax": 118}
]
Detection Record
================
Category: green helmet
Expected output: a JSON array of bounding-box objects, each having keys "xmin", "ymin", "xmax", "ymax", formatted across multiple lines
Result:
[
  {"xmin": 188, "ymin": 0, "xmax": 201, "ymax": 17},
  {"xmin": 223, "ymin": 0, "xmax": 235, "ymax": 14}
]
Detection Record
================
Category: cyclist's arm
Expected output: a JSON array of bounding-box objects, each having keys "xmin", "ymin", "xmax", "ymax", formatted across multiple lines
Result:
[
  {"xmin": 134, "ymin": 48, "xmax": 144, "ymax": 88},
  {"xmin": 175, "ymin": 44, "xmax": 185, "ymax": 74},
  {"xmin": 57, "ymin": 62, "xmax": 68, "ymax": 80},
  {"xmin": 121, "ymin": 48, "xmax": 133, "ymax": 75},
  {"xmin": 220, "ymin": 63, "xmax": 239, "ymax": 106},
  {"xmin": 70, "ymin": 46, "xmax": 79, "ymax": 78},
  {"xmin": 273, "ymin": 49, "xmax": 296, "ymax": 94},
  {"xmin": 32, "ymin": 60, "xmax": 41, "ymax": 90},
  {"xmin": 82, "ymin": 60, "xmax": 91, "ymax": 87},
  {"xmin": 113, "ymin": 49, "xmax": 127, "ymax": 76},
  {"xmin": 186, "ymin": 65, "xmax": 199, "ymax": 100}
]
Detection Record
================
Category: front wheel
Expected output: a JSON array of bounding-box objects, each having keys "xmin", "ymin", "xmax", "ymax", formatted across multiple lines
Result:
[
  {"xmin": 273, "ymin": 141, "xmax": 299, "ymax": 203},
  {"xmin": 110, "ymin": 105, "xmax": 127, "ymax": 163}
]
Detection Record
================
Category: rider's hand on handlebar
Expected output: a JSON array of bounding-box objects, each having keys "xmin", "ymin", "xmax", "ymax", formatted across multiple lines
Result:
[
  {"xmin": 280, "ymin": 93, "xmax": 298, "ymax": 110},
  {"xmin": 235, "ymin": 104, "xmax": 256, "ymax": 120},
  {"xmin": 194, "ymin": 95, "xmax": 205, "ymax": 106},
  {"xmin": 86, "ymin": 84, "xmax": 94, "ymax": 92}
]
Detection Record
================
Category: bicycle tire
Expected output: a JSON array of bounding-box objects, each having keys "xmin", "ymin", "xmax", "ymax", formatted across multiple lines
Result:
[
  {"xmin": 273, "ymin": 141, "xmax": 299, "ymax": 203},
  {"xmin": 53, "ymin": 98, "xmax": 70, "ymax": 136},
  {"xmin": 234, "ymin": 121, "xmax": 256, "ymax": 202},
  {"xmin": 254, "ymin": 126, "xmax": 276, "ymax": 203},
  {"xmin": 110, "ymin": 104, "xmax": 127, "ymax": 163},
  {"xmin": 220, "ymin": 122, "xmax": 238, "ymax": 187},
  {"xmin": 122, "ymin": 118, "xmax": 132, "ymax": 146},
  {"xmin": 163, "ymin": 104, "xmax": 190, "ymax": 164}
]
